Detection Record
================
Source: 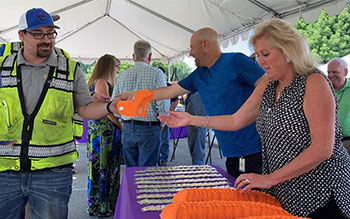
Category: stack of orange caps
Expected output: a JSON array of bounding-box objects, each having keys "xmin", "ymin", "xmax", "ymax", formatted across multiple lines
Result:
[{"xmin": 160, "ymin": 188, "xmax": 309, "ymax": 219}]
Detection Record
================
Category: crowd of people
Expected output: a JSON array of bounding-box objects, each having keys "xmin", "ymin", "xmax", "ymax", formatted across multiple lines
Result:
[{"xmin": 0, "ymin": 7, "xmax": 350, "ymax": 219}]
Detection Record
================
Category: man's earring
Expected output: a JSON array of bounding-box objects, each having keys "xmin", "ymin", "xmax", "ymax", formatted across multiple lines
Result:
[{"xmin": 286, "ymin": 57, "xmax": 291, "ymax": 63}]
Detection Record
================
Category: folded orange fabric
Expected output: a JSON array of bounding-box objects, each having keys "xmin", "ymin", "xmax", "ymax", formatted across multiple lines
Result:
[
  {"xmin": 172, "ymin": 188, "xmax": 281, "ymax": 207},
  {"xmin": 117, "ymin": 89, "xmax": 154, "ymax": 117},
  {"xmin": 161, "ymin": 188, "xmax": 310, "ymax": 219},
  {"xmin": 161, "ymin": 201, "xmax": 298, "ymax": 219},
  {"xmin": 241, "ymin": 216, "xmax": 310, "ymax": 219}
]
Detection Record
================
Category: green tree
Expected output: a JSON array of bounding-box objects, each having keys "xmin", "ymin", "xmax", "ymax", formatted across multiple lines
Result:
[
  {"xmin": 79, "ymin": 61, "xmax": 96, "ymax": 81},
  {"xmin": 119, "ymin": 61, "xmax": 133, "ymax": 72},
  {"xmin": 80, "ymin": 59, "xmax": 191, "ymax": 83},
  {"xmin": 80, "ymin": 61, "xmax": 133, "ymax": 82},
  {"xmin": 152, "ymin": 61, "xmax": 167, "ymax": 71},
  {"xmin": 152, "ymin": 60, "xmax": 192, "ymax": 81},
  {"xmin": 170, "ymin": 61, "xmax": 192, "ymax": 81},
  {"xmin": 296, "ymin": 6, "xmax": 350, "ymax": 63},
  {"xmin": 152, "ymin": 61, "xmax": 168, "ymax": 78}
]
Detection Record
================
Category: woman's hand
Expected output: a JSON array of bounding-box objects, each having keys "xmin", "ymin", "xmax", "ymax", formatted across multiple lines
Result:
[
  {"xmin": 92, "ymin": 92, "xmax": 110, "ymax": 103},
  {"xmin": 234, "ymin": 173, "xmax": 276, "ymax": 192},
  {"xmin": 158, "ymin": 111, "xmax": 191, "ymax": 128},
  {"xmin": 114, "ymin": 91, "xmax": 136, "ymax": 101}
]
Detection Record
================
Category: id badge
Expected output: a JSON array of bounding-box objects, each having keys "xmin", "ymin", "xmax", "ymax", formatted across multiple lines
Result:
[{"xmin": 239, "ymin": 157, "xmax": 245, "ymax": 172}]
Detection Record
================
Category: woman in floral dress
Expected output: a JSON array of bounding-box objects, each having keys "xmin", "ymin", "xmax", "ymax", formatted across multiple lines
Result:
[{"xmin": 86, "ymin": 54, "xmax": 123, "ymax": 217}]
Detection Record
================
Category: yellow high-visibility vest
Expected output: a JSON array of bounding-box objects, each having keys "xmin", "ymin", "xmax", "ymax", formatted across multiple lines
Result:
[{"xmin": 0, "ymin": 52, "xmax": 79, "ymax": 171}]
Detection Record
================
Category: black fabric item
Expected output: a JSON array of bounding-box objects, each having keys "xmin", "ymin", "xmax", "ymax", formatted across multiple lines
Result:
[
  {"xmin": 225, "ymin": 152, "xmax": 262, "ymax": 179},
  {"xmin": 308, "ymin": 193, "xmax": 345, "ymax": 219}
]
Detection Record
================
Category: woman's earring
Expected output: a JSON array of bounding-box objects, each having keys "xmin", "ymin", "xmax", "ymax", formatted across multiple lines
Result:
[
  {"xmin": 255, "ymin": 54, "xmax": 259, "ymax": 63},
  {"xmin": 286, "ymin": 57, "xmax": 291, "ymax": 63}
]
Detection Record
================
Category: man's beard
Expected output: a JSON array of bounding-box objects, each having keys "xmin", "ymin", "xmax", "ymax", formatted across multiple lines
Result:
[
  {"xmin": 194, "ymin": 53, "xmax": 205, "ymax": 67},
  {"xmin": 36, "ymin": 43, "xmax": 53, "ymax": 58},
  {"xmin": 194, "ymin": 58, "xmax": 201, "ymax": 67}
]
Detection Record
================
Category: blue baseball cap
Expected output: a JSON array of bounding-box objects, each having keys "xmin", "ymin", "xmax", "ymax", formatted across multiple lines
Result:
[{"xmin": 19, "ymin": 8, "xmax": 60, "ymax": 30}]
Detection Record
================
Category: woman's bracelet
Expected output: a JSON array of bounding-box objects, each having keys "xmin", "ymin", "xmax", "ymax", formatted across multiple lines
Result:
[
  {"xmin": 203, "ymin": 115, "xmax": 209, "ymax": 128},
  {"xmin": 106, "ymin": 101, "xmax": 113, "ymax": 114}
]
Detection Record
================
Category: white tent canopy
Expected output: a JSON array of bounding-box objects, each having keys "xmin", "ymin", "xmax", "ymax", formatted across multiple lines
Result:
[{"xmin": 0, "ymin": 0, "xmax": 347, "ymax": 64}]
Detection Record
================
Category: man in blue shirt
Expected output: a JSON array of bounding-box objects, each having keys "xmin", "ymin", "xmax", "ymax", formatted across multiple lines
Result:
[{"xmin": 116, "ymin": 28, "xmax": 266, "ymax": 178}]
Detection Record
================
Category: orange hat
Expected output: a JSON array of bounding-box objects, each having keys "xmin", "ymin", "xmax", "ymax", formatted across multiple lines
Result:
[{"xmin": 117, "ymin": 89, "xmax": 154, "ymax": 117}]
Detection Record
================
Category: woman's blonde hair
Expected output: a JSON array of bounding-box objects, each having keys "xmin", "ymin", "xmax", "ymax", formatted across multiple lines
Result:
[
  {"xmin": 249, "ymin": 18, "xmax": 315, "ymax": 77},
  {"xmin": 88, "ymin": 54, "xmax": 120, "ymax": 89}
]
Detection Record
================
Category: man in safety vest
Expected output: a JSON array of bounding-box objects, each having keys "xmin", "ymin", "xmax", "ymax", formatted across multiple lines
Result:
[{"xmin": 0, "ymin": 8, "xmax": 119, "ymax": 218}]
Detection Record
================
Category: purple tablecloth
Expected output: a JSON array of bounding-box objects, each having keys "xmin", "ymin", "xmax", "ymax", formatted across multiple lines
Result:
[
  {"xmin": 114, "ymin": 165, "xmax": 234, "ymax": 219},
  {"xmin": 169, "ymin": 126, "xmax": 187, "ymax": 139},
  {"xmin": 75, "ymin": 119, "xmax": 87, "ymax": 144}
]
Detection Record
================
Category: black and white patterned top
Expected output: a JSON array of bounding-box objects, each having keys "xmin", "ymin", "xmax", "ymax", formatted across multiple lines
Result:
[{"xmin": 256, "ymin": 69, "xmax": 350, "ymax": 218}]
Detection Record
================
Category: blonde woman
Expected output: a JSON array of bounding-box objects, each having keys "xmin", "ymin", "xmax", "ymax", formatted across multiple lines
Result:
[
  {"xmin": 158, "ymin": 19, "xmax": 350, "ymax": 218},
  {"xmin": 86, "ymin": 54, "xmax": 123, "ymax": 217}
]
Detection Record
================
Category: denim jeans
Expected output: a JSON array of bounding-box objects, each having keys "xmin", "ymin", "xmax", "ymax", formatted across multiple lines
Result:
[
  {"xmin": 159, "ymin": 125, "xmax": 170, "ymax": 162},
  {"xmin": 122, "ymin": 122, "xmax": 161, "ymax": 167},
  {"xmin": 0, "ymin": 167, "xmax": 73, "ymax": 219},
  {"xmin": 187, "ymin": 125, "xmax": 206, "ymax": 165}
]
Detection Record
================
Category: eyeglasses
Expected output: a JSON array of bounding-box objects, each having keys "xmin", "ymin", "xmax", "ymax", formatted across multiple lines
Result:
[{"xmin": 24, "ymin": 30, "xmax": 57, "ymax": 40}]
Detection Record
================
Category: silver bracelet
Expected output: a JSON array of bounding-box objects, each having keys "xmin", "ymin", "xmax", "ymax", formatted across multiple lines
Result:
[
  {"xmin": 135, "ymin": 169, "xmax": 219, "ymax": 177},
  {"xmin": 141, "ymin": 204, "xmax": 167, "ymax": 212},
  {"xmin": 136, "ymin": 185, "xmax": 230, "ymax": 194},
  {"xmin": 203, "ymin": 115, "xmax": 209, "ymax": 128},
  {"xmin": 138, "ymin": 198, "xmax": 173, "ymax": 205},
  {"xmin": 137, "ymin": 193, "xmax": 175, "ymax": 199},
  {"xmin": 137, "ymin": 181, "xmax": 229, "ymax": 189},
  {"xmin": 135, "ymin": 173, "xmax": 223, "ymax": 181},
  {"xmin": 135, "ymin": 177, "xmax": 228, "ymax": 185},
  {"xmin": 137, "ymin": 187, "xmax": 183, "ymax": 194},
  {"xmin": 135, "ymin": 165, "xmax": 214, "ymax": 173}
]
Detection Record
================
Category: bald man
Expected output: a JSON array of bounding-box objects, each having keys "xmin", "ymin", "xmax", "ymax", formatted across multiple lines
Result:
[
  {"xmin": 328, "ymin": 58, "xmax": 350, "ymax": 154},
  {"xmin": 115, "ymin": 28, "xmax": 266, "ymax": 178}
]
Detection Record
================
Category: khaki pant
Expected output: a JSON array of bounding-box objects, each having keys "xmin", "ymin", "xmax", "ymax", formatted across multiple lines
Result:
[
  {"xmin": 342, "ymin": 139, "xmax": 350, "ymax": 155},
  {"xmin": 25, "ymin": 203, "xmax": 30, "ymax": 219}
]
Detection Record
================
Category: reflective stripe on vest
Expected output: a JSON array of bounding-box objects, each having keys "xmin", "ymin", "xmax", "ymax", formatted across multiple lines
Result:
[
  {"xmin": 0, "ymin": 141, "xmax": 76, "ymax": 157},
  {"xmin": 1, "ymin": 54, "xmax": 74, "ymax": 91}
]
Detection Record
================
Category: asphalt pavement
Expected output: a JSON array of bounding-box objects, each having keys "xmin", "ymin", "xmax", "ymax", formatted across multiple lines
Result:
[{"xmin": 68, "ymin": 133, "xmax": 226, "ymax": 219}]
